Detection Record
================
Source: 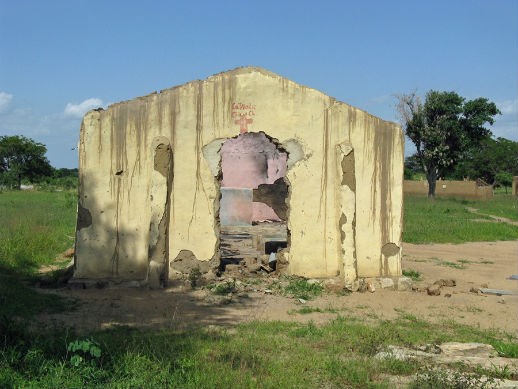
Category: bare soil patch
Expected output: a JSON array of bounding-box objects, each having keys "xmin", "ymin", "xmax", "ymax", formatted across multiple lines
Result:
[{"xmin": 36, "ymin": 241, "xmax": 518, "ymax": 335}]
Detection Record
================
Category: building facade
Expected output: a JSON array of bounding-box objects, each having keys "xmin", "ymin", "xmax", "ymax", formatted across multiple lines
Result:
[{"xmin": 74, "ymin": 67, "xmax": 404, "ymax": 288}]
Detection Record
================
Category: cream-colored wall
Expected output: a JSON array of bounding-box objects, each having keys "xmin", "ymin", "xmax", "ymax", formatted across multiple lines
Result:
[{"xmin": 74, "ymin": 67, "xmax": 403, "ymax": 281}]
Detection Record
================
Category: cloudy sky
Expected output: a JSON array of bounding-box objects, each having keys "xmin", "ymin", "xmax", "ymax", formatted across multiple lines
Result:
[{"xmin": 0, "ymin": 0, "xmax": 516, "ymax": 167}]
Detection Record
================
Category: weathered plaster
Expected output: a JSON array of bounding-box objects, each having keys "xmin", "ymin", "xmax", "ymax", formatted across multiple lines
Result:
[
  {"xmin": 337, "ymin": 143, "xmax": 357, "ymax": 287},
  {"xmin": 74, "ymin": 66, "xmax": 403, "ymax": 282},
  {"xmin": 147, "ymin": 138, "xmax": 173, "ymax": 287}
]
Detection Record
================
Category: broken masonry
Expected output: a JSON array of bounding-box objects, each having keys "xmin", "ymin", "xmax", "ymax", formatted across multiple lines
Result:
[{"xmin": 73, "ymin": 67, "xmax": 404, "ymax": 290}]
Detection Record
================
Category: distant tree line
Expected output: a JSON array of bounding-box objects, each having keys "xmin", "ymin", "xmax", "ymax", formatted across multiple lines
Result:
[
  {"xmin": 396, "ymin": 90, "xmax": 510, "ymax": 196},
  {"xmin": 0, "ymin": 135, "xmax": 77, "ymax": 190},
  {"xmin": 404, "ymin": 136, "xmax": 518, "ymax": 191}
]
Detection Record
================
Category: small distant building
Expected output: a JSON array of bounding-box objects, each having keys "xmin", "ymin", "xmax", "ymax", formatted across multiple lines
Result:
[{"xmin": 73, "ymin": 67, "xmax": 404, "ymax": 289}]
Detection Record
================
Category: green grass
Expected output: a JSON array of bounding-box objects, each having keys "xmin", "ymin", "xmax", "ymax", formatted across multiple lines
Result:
[
  {"xmin": 0, "ymin": 270, "xmax": 72, "ymax": 318},
  {"xmin": 1, "ymin": 315, "xmax": 516, "ymax": 388},
  {"xmin": 438, "ymin": 260, "xmax": 466, "ymax": 270},
  {"xmin": 281, "ymin": 276, "xmax": 324, "ymax": 300},
  {"xmin": 0, "ymin": 190, "xmax": 77, "ymax": 319},
  {"xmin": 472, "ymin": 194, "xmax": 518, "ymax": 221},
  {"xmin": 403, "ymin": 194, "xmax": 518, "ymax": 243},
  {"xmin": 402, "ymin": 269, "xmax": 422, "ymax": 281},
  {"xmin": 212, "ymin": 280, "xmax": 237, "ymax": 295},
  {"xmin": 0, "ymin": 190, "xmax": 77, "ymax": 272},
  {"xmin": 1, "ymin": 190, "xmax": 518, "ymax": 387}
]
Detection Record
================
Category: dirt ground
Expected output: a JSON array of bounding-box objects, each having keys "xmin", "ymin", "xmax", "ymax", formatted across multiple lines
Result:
[{"xmin": 36, "ymin": 241, "xmax": 518, "ymax": 335}]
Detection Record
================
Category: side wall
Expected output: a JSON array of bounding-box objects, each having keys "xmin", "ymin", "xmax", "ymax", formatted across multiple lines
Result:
[
  {"xmin": 404, "ymin": 180, "xmax": 493, "ymax": 200},
  {"xmin": 74, "ymin": 68, "xmax": 403, "ymax": 281}
]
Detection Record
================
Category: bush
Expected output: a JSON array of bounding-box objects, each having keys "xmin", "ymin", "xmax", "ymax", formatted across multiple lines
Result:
[{"xmin": 283, "ymin": 277, "xmax": 323, "ymax": 300}]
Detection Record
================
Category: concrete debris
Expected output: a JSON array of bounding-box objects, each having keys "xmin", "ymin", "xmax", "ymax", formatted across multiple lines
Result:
[
  {"xmin": 203, "ymin": 270, "xmax": 217, "ymax": 282},
  {"xmin": 439, "ymin": 342, "xmax": 498, "ymax": 358},
  {"xmin": 415, "ymin": 344, "xmax": 441, "ymax": 354},
  {"xmin": 260, "ymin": 264, "xmax": 274, "ymax": 273},
  {"xmin": 355, "ymin": 277, "xmax": 412, "ymax": 292},
  {"xmin": 324, "ymin": 278, "xmax": 347, "ymax": 293},
  {"xmin": 469, "ymin": 286, "xmax": 487, "ymax": 295},
  {"xmin": 494, "ymin": 379, "xmax": 518, "ymax": 389},
  {"xmin": 409, "ymin": 370, "xmax": 518, "ymax": 389},
  {"xmin": 434, "ymin": 279, "xmax": 456, "ymax": 287},
  {"xmin": 426, "ymin": 284, "xmax": 441, "ymax": 296},
  {"xmin": 224, "ymin": 264, "xmax": 241, "ymax": 273},
  {"xmin": 358, "ymin": 280, "xmax": 369, "ymax": 293},
  {"xmin": 170, "ymin": 250, "xmax": 210, "ymax": 274},
  {"xmin": 379, "ymin": 277, "xmax": 395, "ymax": 289},
  {"xmin": 375, "ymin": 342, "xmax": 518, "ymax": 370},
  {"xmin": 298, "ymin": 298, "xmax": 307, "ymax": 304},
  {"xmin": 396, "ymin": 276, "xmax": 413, "ymax": 291}
]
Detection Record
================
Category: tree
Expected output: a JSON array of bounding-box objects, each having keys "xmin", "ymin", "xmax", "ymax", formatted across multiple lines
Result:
[
  {"xmin": 495, "ymin": 172, "xmax": 513, "ymax": 193},
  {"xmin": 404, "ymin": 154, "xmax": 424, "ymax": 179},
  {"xmin": 450, "ymin": 137, "xmax": 518, "ymax": 185},
  {"xmin": 0, "ymin": 135, "xmax": 52, "ymax": 189},
  {"xmin": 396, "ymin": 90, "xmax": 500, "ymax": 197}
]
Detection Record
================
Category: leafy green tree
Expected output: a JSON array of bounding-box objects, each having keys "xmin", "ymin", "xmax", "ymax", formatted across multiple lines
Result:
[
  {"xmin": 0, "ymin": 135, "xmax": 52, "ymax": 189},
  {"xmin": 397, "ymin": 90, "xmax": 500, "ymax": 197},
  {"xmin": 451, "ymin": 137, "xmax": 518, "ymax": 184},
  {"xmin": 404, "ymin": 154, "xmax": 424, "ymax": 179},
  {"xmin": 495, "ymin": 172, "xmax": 513, "ymax": 193}
]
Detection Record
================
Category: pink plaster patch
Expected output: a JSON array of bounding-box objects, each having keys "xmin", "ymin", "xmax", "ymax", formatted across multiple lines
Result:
[
  {"xmin": 220, "ymin": 133, "xmax": 288, "ymax": 225},
  {"xmin": 252, "ymin": 202, "xmax": 281, "ymax": 222}
]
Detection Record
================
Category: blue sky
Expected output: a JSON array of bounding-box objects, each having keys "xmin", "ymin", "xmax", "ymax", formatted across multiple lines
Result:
[{"xmin": 1, "ymin": 0, "xmax": 516, "ymax": 168}]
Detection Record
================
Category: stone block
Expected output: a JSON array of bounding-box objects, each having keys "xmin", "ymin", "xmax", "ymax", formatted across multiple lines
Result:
[
  {"xmin": 379, "ymin": 277, "xmax": 395, "ymax": 289},
  {"xmin": 396, "ymin": 276, "xmax": 413, "ymax": 291}
]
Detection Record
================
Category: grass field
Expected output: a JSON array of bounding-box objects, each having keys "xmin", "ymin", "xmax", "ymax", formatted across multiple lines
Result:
[
  {"xmin": 0, "ymin": 191, "xmax": 76, "ymax": 318},
  {"xmin": 1, "ymin": 313, "xmax": 517, "ymax": 388},
  {"xmin": 0, "ymin": 190, "xmax": 76, "ymax": 272},
  {"xmin": 403, "ymin": 195, "xmax": 518, "ymax": 243},
  {"xmin": 1, "ymin": 190, "xmax": 517, "ymax": 388}
]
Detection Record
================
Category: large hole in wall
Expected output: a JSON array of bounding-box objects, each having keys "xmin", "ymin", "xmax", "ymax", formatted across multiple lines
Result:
[{"xmin": 218, "ymin": 132, "xmax": 289, "ymax": 272}]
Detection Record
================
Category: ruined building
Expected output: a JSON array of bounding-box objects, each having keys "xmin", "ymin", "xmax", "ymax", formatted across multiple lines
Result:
[{"xmin": 73, "ymin": 67, "xmax": 404, "ymax": 289}]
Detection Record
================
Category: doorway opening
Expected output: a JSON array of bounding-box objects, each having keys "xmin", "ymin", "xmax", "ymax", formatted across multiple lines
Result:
[{"xmin": 218, "ymin": 132, "xmax": 289, "ymax": 272}]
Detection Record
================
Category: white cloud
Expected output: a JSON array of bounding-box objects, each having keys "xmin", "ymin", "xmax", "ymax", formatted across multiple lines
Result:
[
  {"xmin": 497, "ymin": 98, "xmax": 518, "ymax": 115},
  {"xmin": 64, "ymin": 98, "xmax": 103, "ymax": 118},
  {"xmin": 0, "ymin": 92, "xmax": 13, "ymax": 113}
]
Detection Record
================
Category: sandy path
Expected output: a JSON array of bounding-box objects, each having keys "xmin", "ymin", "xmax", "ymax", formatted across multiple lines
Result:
[{"xmin": 36, "ymin": 241, "xmax": 518, "ymax": 335}]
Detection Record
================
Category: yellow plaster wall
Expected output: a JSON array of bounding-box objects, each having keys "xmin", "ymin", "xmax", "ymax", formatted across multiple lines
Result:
[{"xmin": 74, "ymin": 67, "xmax": 403, "ymax": 281}]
